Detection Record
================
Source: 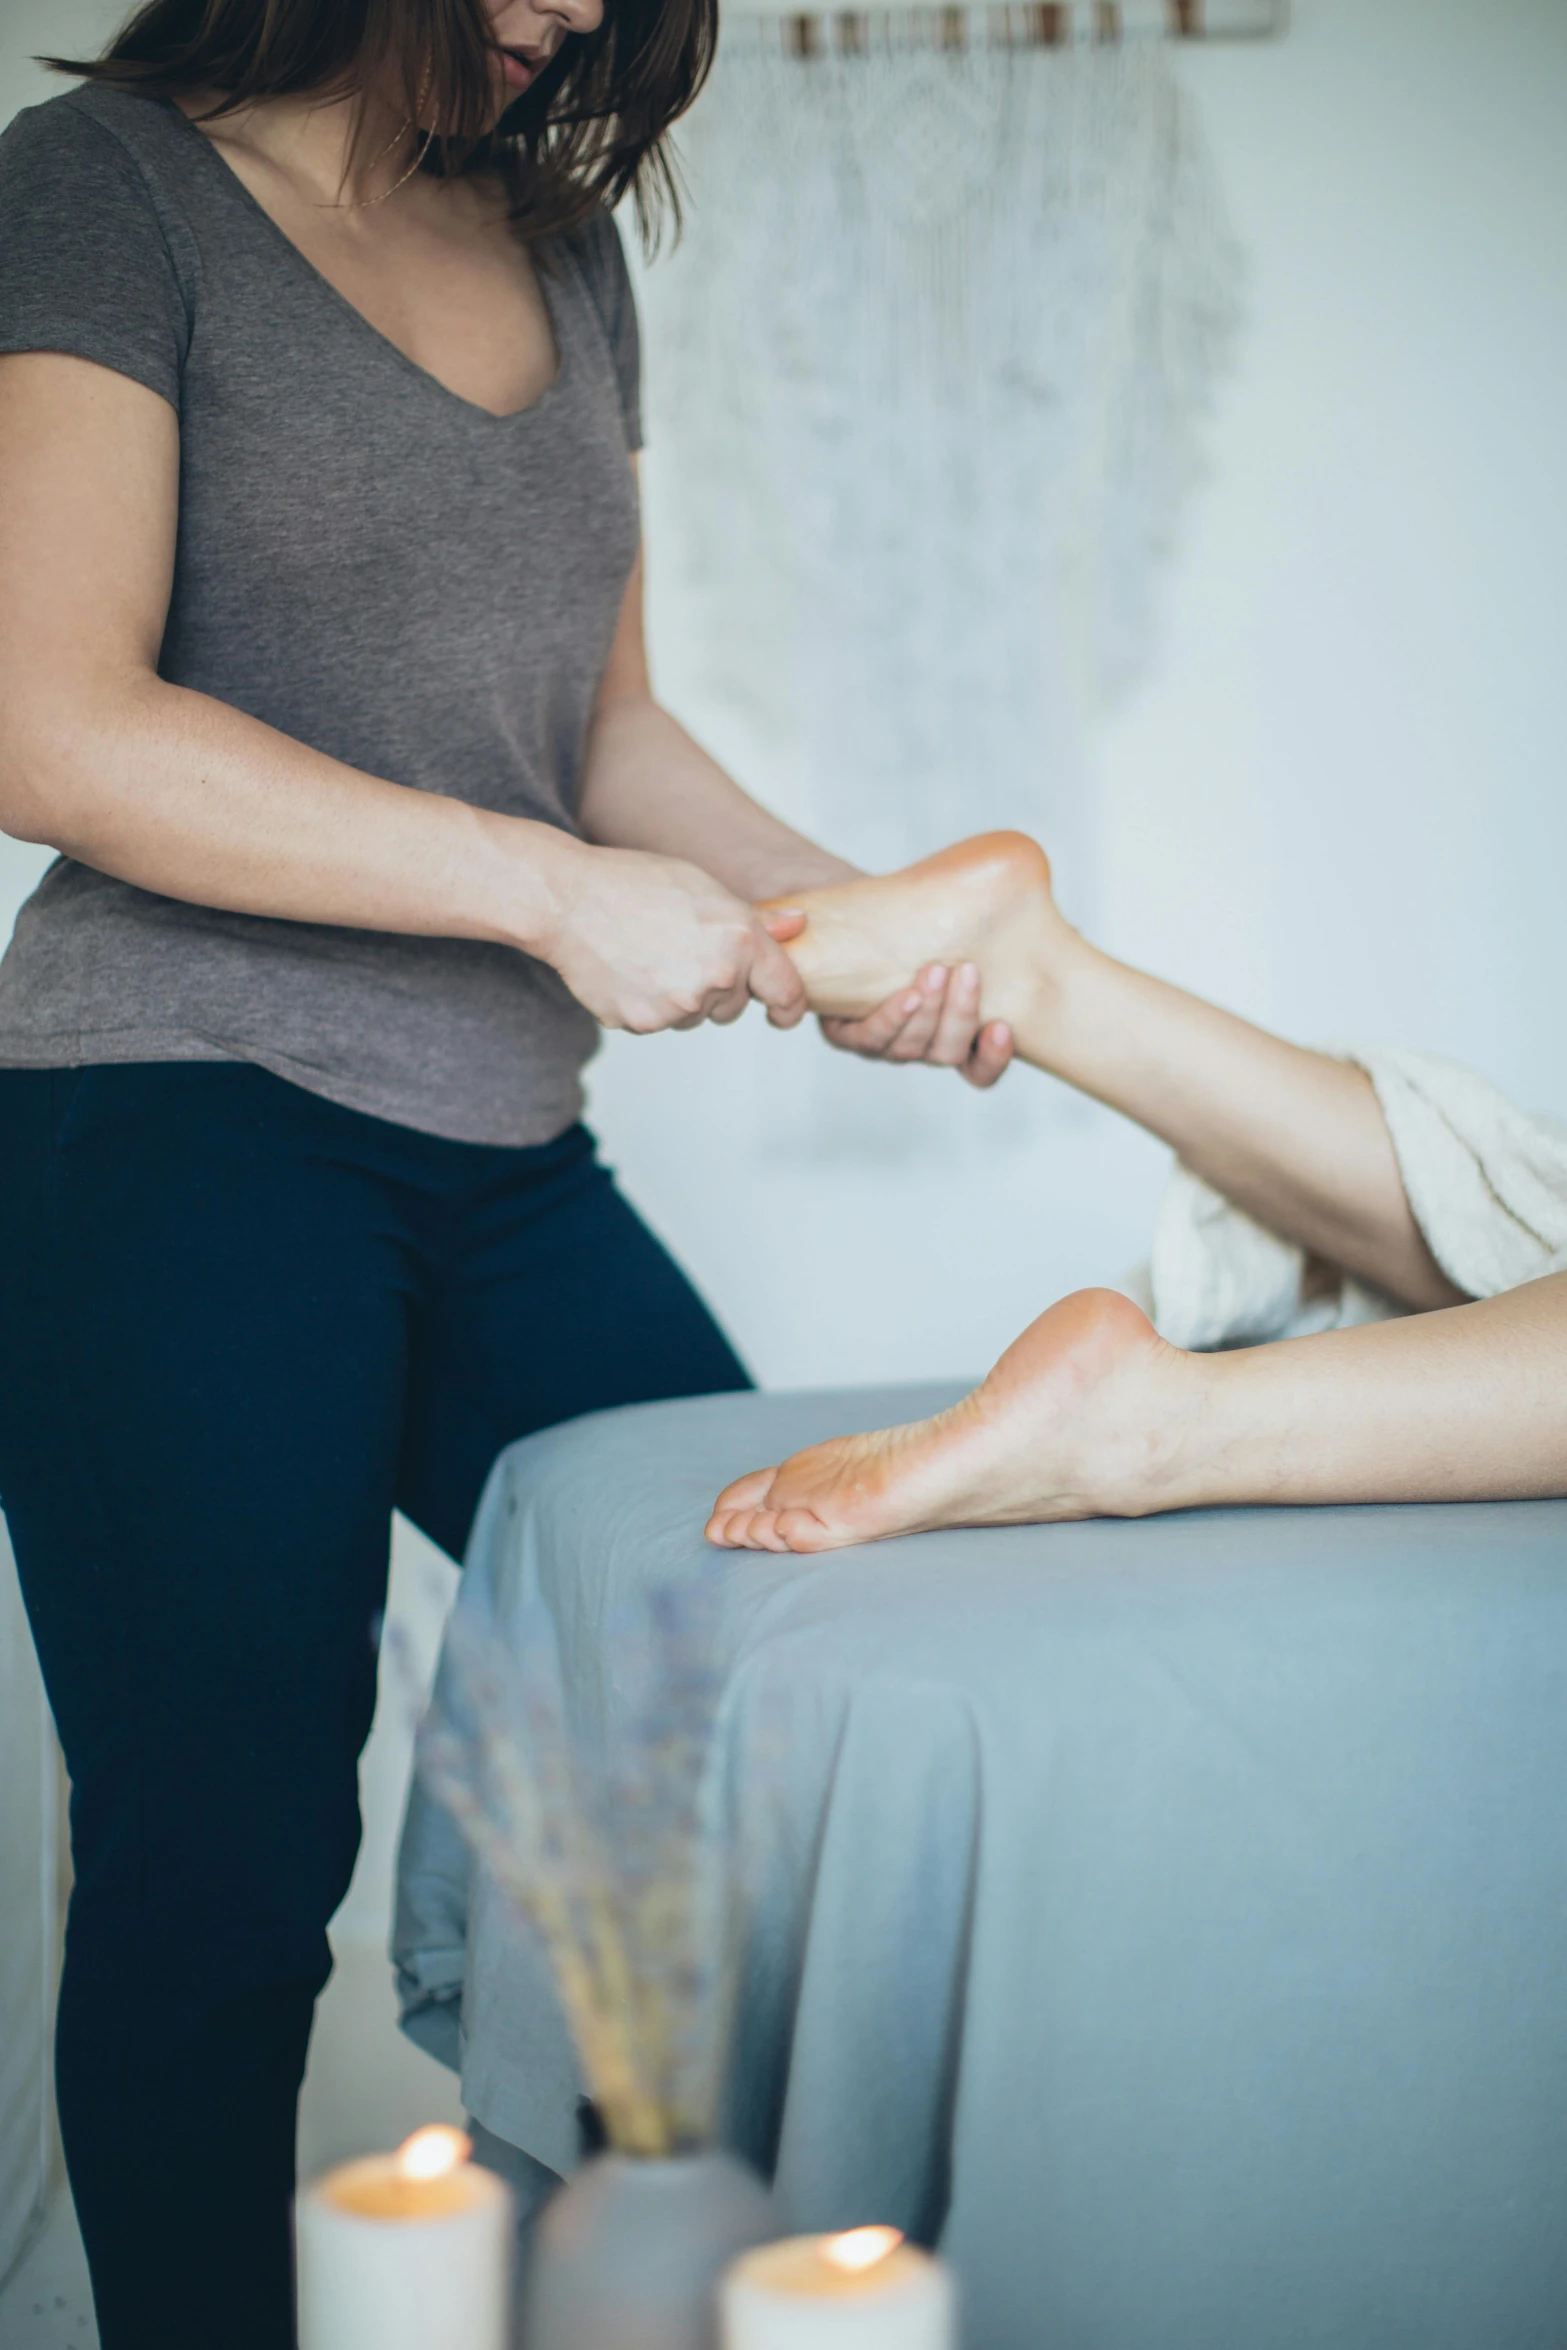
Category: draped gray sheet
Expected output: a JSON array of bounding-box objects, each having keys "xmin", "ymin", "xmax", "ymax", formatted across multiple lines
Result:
[{"xmin": 394, "ymin": 1385, "xmax": 1567, "ymax": 2350}]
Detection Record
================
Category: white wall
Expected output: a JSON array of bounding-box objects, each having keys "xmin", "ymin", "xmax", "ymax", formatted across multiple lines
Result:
[
  {"xmin": 594, "ymin": 0, "xmax": 1567, "ymax": 1395},
  {"xmin": 3, "ymin": 0, "xmax": 1565, "ymax": 2180}
]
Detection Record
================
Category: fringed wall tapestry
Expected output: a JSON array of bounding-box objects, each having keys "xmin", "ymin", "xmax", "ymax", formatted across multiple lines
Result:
[{"xmin": 631, "ymin": 0, "xmax": 1287, "ymax": 1155}]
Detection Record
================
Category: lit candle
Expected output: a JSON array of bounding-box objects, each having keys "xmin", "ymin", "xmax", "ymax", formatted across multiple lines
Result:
[
  {"xmin": 720, "ymin": 2226, "xmax": 955, "ymax": 2350},
  {"xmin": 295, "ymin": 2126, "xmax": 512, "ymax": 2350}
]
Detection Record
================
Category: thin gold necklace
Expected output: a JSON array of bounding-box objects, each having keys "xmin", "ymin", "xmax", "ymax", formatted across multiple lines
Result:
[
  {"xmin": 323, "ymin": 74, "xmax": 435, "ymax": 210},
  {"xmin": 340, "ymin": 130, "xmax": 431, "ymax": 207}
]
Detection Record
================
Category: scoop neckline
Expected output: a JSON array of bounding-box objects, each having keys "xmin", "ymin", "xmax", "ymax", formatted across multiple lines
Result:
[{"xmin": 155, "ymin": 94, "xmax": 569, "ymax": 429}]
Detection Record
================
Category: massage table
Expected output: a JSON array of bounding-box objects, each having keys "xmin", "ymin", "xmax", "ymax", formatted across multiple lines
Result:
[{"xmin": 394, "ymin": 1385, "xmax": 1567, "ymax": 2350}]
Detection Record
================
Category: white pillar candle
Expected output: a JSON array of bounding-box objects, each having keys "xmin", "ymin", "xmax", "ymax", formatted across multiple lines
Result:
[
  {"xmin": 721, "ymin": 2226, "xmax": 955, "ymax": 2350},
  {"xmin": 295, "ymin": 2126, "xmax": 512, "ymax": 2350}
]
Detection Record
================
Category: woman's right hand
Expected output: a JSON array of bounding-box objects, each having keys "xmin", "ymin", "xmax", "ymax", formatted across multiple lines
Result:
[{"xmin": 535, "ymin": 838, "xmax": 810, "ymax": 1035}]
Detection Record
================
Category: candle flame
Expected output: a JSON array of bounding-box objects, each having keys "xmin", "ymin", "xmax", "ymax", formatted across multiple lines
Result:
[
  {"xmin": 395, "ymin": 2125, "xmax": 471, "ymax": 2181},
  {"xmin": 823, "ymin": 2226, "xmax": 904, "ymax": 2273}
]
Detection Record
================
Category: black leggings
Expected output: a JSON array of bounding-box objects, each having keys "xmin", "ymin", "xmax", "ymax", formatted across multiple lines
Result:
[{"xmin": 0, "ymin": 1063, "xmax": 749, "ymax": 2350}]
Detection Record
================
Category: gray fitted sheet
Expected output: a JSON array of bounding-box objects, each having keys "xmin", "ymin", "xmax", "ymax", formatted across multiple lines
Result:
[{"xmin": 394, "ymin": 1384, "xmax": 1567, "ymax": 2350}]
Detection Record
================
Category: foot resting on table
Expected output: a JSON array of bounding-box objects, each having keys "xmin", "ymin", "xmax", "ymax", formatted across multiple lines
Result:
[
  {"xmin": 706, "ymin": 1270, "xmax": 1567, "ymax": 1547},
  {"xmin": 705, "ymin": 1290, "xmax": 1196, "ymax": 1553}
]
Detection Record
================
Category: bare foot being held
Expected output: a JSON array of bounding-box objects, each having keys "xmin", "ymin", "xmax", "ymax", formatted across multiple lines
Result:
[
  {"xmin": 758, "ymin": 831, "xmax": 1080, "ymax": 1056},
  {"xmin": 705, "ymin": 1290, "xmax": 1204, "ymax": 1553}
]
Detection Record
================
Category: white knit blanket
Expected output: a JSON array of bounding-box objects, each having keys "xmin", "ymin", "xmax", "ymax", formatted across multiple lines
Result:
[{"xmin": 1147, "ymin": 1049, "xmax": 1567, "ymax": 1352}]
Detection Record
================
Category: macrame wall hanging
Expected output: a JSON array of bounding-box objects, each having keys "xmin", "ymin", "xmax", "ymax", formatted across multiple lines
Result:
[{"xmin": 629, "ymin": 0, "xmax": 1288, "ymax": 1157}]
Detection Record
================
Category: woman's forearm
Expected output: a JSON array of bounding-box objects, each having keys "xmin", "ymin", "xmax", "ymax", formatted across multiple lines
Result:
[
  {"xmin": 6, "ymin": 667, "xmax": 572, "ymax": 952},
  {"xmin": 579, "ymin": 691, "xmax": 859, "ymax": 899},
  {"xmin": 1164, "ymin": 1272, "xmax": 1567, "ymax": 1508},
  {"xmin": 5, "ymin": 668, "xmax": 814, "ymax": 1036}
]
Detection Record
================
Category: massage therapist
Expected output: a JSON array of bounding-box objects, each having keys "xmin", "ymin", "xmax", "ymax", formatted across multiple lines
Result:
[{"xmin": 0, "ymin": 4, "xmax": 1009, "ymax": 2343}]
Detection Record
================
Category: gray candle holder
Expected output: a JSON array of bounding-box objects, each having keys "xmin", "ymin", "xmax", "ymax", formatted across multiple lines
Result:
[{"xmin": 522, "ymin": 2149, "xmax": 773, "ymax": 2350}]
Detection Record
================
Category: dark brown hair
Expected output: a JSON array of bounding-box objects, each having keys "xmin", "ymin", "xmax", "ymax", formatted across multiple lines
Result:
[{"xmin": 47, "ymin": 0, "xmax": 715, "ymax": 245}]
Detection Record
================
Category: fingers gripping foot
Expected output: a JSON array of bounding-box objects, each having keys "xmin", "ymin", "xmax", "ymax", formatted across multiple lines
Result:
[{"xmin": 757, "ymin": 831, "xmax": 1065, "ymax": 1037}]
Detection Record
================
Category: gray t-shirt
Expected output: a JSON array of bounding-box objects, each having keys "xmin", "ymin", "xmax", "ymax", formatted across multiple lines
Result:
[{"xmin": 0, "ymin": 84, "xmax": 644, "ymax": 1145}]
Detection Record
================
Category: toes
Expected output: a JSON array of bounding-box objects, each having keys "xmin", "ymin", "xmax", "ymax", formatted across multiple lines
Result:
[
  {"xmin": 705, "ymin": 1505, "xmax": 768, "ymax": 1548},
  {"xmin": 741, "ymin": 1510, "xmax": 794, "ymax": 1553},
  {"xmin": 704, "ymin": 1484, "xmax": 839, "ymax": 1553},
  {"xmin": 706, "ymin": 1466, "xmax": 787, "ymax": 1549},
  {"xmin": 710, "ymin": 1465, "xmax": 777, "ymax": 1517},
  {"xmin": 704, "ymin": 1506, "xmax": 791, "ymax": 1552},
  {"xmin": 714, "ymin": 1457, "xmax": 883, "ymax": 1550},
  {"xmin": 710, "ymin": 1505, "xmax": 835, "ymax": 1554}
]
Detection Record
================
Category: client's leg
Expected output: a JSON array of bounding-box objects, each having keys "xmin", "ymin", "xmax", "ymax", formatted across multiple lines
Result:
[
  {"xmin": 760, "ymin": 835, "xmax": 1459, "ymax": 1314},
  {"xmin": 707, "ymin": 1274, "xmax": 1567, "ymax": 1552},
  {"xmin": 716, "ymin": 834, "xmax": 1564, "ymax": 1550}
]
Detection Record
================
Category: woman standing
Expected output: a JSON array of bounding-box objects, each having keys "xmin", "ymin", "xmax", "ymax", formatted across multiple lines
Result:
[{"xmin": 0, "ymin": 4, "xmax": 1010, "ymax": 2342}]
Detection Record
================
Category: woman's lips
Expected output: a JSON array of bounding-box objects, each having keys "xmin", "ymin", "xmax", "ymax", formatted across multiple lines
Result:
[{"xmin": 496, "ymin": 46, "xmax": 541, "ymax": 90}]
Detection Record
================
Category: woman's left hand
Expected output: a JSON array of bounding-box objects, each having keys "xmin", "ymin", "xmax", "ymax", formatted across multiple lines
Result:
[{"xmin": 818, "ymin": 960, "xmax": 1015, "ymax": 1089}]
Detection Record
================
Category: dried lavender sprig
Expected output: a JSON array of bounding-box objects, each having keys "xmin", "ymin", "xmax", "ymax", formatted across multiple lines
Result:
[
  {"xmin": 389, "ymin": 1598, "xmax": 666, "ymax": 2148},
  {"xmin": 405, "ymin": 1565, "xmax": 742, "ymax": 2157},
  {"xmin": 415, "ymin": 1712, "xmax": 669, "ymax": 2154}
]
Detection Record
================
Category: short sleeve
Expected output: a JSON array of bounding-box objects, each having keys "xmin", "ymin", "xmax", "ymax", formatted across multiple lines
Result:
[
  {"xmin": 0, "ymin": 96, "xmax": 189, "ymax": 413},
  {"xmin": 565, "ymin": 210, "xmax": 643, "ymax": 452}
]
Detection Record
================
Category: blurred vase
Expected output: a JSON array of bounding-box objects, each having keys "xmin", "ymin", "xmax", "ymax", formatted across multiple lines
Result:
[{"xmin": 522, "ymin": 2148, "xmax": 773, "ymax": 2350}]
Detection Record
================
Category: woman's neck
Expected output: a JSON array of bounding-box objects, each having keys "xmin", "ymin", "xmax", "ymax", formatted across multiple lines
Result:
[{"xmin": 173, "ymin": 84, "xmax": 422, "ymax": 211}]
